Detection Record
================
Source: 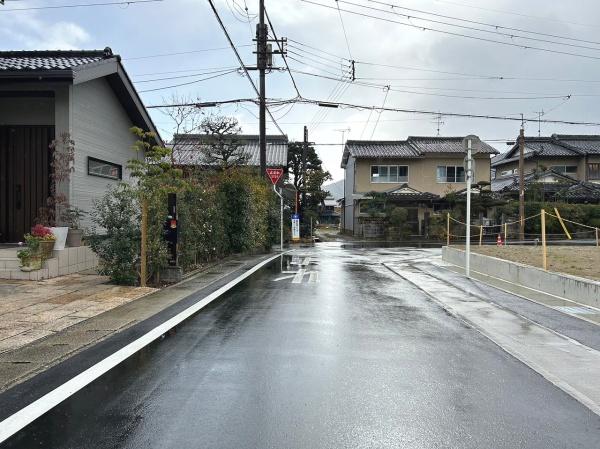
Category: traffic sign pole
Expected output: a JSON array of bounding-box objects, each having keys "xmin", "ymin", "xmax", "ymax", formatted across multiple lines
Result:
[{"xmin": 266, "ymin": 168, "xmax": 285, "ymax": 251}]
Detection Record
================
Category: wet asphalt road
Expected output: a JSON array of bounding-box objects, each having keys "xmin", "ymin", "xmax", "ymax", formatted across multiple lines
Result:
[{"xmin": 3, "ymin": 245, "xmax": 600, "ymax": 448}]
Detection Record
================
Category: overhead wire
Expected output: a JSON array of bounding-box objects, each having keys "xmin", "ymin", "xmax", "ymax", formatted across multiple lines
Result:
[
  {"xmin": 301, "ymin": 0, "xmax": 600, "ymax": 61},
  {"xmin": 137, "ymin": 69, "xmax": 238, "ymax": 93},
  {"xmin": 370, "ymin": 85, "xmax": 390, "ymax": 138},
  {"xmin": 206, "ymin": 0, "xmax": 285, "ymax": 136},
  {"xmin": 0, "ymin": 0, "xmax": 162, "ymax": 11},
  {"xmin": 346, "ymin": 0, "xmax": 600, "ymax": 52},
  {"xmin": 365, "ymin": 0, "xmax": 600, "ymax": 46}
]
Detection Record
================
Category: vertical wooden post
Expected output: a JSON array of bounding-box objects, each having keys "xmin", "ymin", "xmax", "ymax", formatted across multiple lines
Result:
[
  {"xmin": 541, "ymin": 209, "xmax": 547, "ymax": 271},
  {"xmin": 504, "ymin": 222, "xmax": 508, "ymax": 246},
  {"xmin": 596, "ymin": 228, "xmax": 599, "ymax": 247},
  {"xmin": 479, "ymin": 225, "xmax": 483, "ymax": 246},
  {"xmin": 140, "ymin": 198, "xmax": 148, "ymax": 287},
  {"xmin": 446, "ymin": 213, "xmax": 450, "ymax": 246}
]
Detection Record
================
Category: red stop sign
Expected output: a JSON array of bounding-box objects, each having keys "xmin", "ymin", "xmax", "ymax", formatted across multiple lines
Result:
[{"xmin": 266, "ymin": 168, "xmax": 283, "ymax": 185}]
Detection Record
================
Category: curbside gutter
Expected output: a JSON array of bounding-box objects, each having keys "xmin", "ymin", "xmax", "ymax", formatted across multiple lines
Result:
[{"xmin": 442, "ymin": 246, "xmax": 600, "ymax": 310}]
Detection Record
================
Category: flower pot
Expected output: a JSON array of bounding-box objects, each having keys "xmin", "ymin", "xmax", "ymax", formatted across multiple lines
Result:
[
  {"xmin": 66, "ymin": 228, "xmax": 84, "ymax": 247},
  {"xmin": 21, "ymin": 255, "xmax": 42, "ymax": 272},
  {"xmin": 39, "ymin": 240, "xmax": 55, "ymax": 259},
  {"xmin": 50, "ymin": 226, "xmax": 69, "ymax": 251}
]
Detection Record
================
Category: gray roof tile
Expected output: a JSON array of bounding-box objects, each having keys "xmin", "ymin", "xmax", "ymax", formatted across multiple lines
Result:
[
  {"xmin": 0, "ymin": 49, "xmax": 113, "ymax": 71},
  {"xmin": 170, "ymin": 134, "xmax": 288, "ymax": 167},
  {"xmin": 408, "ymin": 136, "xmax": 498, "ymax": 154},
  {"xmin": 345, "ymin": 141, "xmax": 420, "ymax": 158}
]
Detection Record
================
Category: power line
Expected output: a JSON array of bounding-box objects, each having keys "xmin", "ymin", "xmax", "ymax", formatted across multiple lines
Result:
[
  {"xmin": 145, "ymin": 96, "xmax": 600, "ymax": 126},
  {"xmin": 301, "ymin": 0, "xmax": 600, "ymax": 61},
  {"xmin": 264, "ymin": 7, "xmax": 302, "ymax": 98},
  {"xmin": 288, "ymin": 38, "xmax": 351, "ymax": 61},
  {"xmin": 206, "ymin": 0, "xmax": 285, "ymax": 136},
  {"xmin": 124, "ymin": 45, "xmax": 253, "ymax": 61},
  {"xmin": 370, "ymin": 85, "xmax": 390, "ymax": 138},
  {"xmin": 335, "ymin": 0, "xmax": 354, "ymax": 60},
  {"xmin": 134, "ymin": 68, "xmax": 239, "ymax": 83},
  {"xmin": 352, "ymin": 0, "xmax": 600, "ymax": 51},
  {"xmin": 0, "ymin": 0, "xmax": 162, "ymax": 11},
  {"xmin": 368, "ymin": 0, "xmax": 600, "ymax": 45},
  {"xmin": 290, "ymin": 69, "xmax": 576, "ymax": 101},
  {"xmin": 137, "ymin": 69, "xmax": 238, "ymax": 93}
]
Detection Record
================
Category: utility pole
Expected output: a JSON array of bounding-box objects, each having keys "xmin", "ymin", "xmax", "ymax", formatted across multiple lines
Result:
[
  {"xmin": 519, "ymin": 122, "xmax": 525, "ymax": 242},
  {"xmin": 301, "ymin": 126, "xmax": 308, "ymax": 235},
  {"xmin": 257, "ymin": 0, "xmax": 268, "ymax": 177}
]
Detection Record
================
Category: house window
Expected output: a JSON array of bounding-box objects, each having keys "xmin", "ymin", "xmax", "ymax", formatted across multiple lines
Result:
[
  {"xmin": 88, "ymin": 157, "xmax": 122, "ymax": 180},
  {"xmin": 589, "ymin": 163, "xmax": 600, "ymax": 180},
  {"xmin": 551, "ymin": 165, "xmax": 577, "ymax": 175},
  {"xmin": 370, "ymin": 165, "xmax": 408, "ymax": 183},
  {"xmin": 437, "ymin": 166, "xmax": 465, "ymax": 183}
]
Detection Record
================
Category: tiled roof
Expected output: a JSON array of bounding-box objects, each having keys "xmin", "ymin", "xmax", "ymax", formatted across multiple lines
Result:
[
  {"xmin": 344, "ymin": 141, "xmax": 420, "ymax": 158},
  {"xmin": 493, "ymin": 134, "xmax": 600, "ymax": 167},
  {"xmin": 408, "ymin": 136, "xmax": 498, "ymax": 154},
  {"xmin": 170, "ymin": 134, "xmax": 288, "ymax": 167},
  {"xmin": 491, "ymin": 169, "xmax": 600, "ymax": 201},
  {"xmin": 0, "ymin": 49, "xmax": 114, "ymax": 71},
  {"xmin": 343, "ymin": 136, "xmax": 498, "ymax": 167}
]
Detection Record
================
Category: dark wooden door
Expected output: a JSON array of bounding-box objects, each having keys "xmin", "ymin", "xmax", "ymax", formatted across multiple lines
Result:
[{"xmin": 0, "ymin": 126, "xmax": 54, "ymax": 243}]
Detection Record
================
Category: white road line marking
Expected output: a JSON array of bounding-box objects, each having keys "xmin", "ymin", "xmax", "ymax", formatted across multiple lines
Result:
[
  {"xmin": 273, "ymin": 275, "xmax": 295, "ymax": 282},
  {"xmin": 301, "ymin": 257, "xmax": 310, "ymax": 267},
  {"xmin": 292, "ymin": 269, "xmax": 306, "ymax": 283},
  {"xmin": 308, "ymin": 271, "xmax": 319, "ymax": 283},
  {"xmin": 0, "ymin": 252, "xmax": 286, "ymax": 444}
]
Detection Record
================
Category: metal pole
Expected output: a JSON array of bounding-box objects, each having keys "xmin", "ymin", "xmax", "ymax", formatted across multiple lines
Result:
[
  {"xmin": 519, "ymin": 127, "xmax": 525, "ymax": 241},
  {"xmin": 258, "ymin": 0, "xmax": 267, "ymax": 177},
  {"xmin": 273, "ymin": 184, "xmax": 283, "ymax": 251},
  {"xmin": 465, "ymin": 139, "xmax": 472, "ymax": 277},
  {"xmin": 446, "ymin": 212, "xmax": 450, "ymax": 246}
]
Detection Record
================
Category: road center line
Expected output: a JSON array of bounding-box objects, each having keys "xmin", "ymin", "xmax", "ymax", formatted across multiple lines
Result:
[{"xmin": 0, "ymin": 252, "xmax": 285, "ymax": 444}]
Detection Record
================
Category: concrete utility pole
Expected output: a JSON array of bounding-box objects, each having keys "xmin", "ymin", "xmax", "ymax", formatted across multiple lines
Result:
[
  {"xmin": 301, "ymin": 126, "xmax": 308, "ymax": 234},
  {"xmin": 519, "ymin": 126, "xmax": 525, "ymax": 241},
  {"xmin": 257, "ymin": 0, "xmax": 268, "ymax": 177}
]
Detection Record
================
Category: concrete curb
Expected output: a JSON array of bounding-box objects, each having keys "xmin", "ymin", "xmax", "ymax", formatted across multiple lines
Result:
[{"xmin": 442, "ymin": 246, "xmax": 600, "ymax": 310}]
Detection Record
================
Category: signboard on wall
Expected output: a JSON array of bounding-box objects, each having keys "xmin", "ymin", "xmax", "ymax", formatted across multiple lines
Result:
[{"xmin": 291, "ymin": 213, "xmax": 300, "ymax": 241}]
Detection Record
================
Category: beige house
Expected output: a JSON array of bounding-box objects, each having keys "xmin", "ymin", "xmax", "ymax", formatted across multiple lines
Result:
[
  {"xmin": 491, "ymin": 134, "xmax": 600, "ymax": 186},
  {"xmin": 340, "ymin": 136, "xmax": 498, "ymax": 236}
]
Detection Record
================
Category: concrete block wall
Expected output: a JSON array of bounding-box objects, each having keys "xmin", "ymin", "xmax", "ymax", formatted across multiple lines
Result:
[
  {"xmin": 0, "ymin": 246, "xmax": 98, "ymax": 281},
  {"xmin": 442, "ymin": 246, "xmax": 600, "ymax": 309}
]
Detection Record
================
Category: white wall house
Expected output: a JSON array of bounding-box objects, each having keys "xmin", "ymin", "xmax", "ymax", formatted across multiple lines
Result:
[{"xmin": 0, "ymin": 48, "xmax": 162, "ymax": 242}]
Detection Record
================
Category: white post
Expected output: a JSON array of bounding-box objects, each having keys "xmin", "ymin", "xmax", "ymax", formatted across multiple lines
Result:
[
  {"xmin": 273, "ymin": 185, "xmax": 283, "ymax": 252},
  {"xmin": 465, "ymin": 139, "xmax": 472, "ymax": 278}
]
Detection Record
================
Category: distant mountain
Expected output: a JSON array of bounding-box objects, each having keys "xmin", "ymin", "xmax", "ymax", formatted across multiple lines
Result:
[{"xmin": 323, "ymin": 179, "xmax": 344, "ymax": 200}]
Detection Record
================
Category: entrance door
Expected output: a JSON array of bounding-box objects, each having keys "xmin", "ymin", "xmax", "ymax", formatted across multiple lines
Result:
[{"xmin": 0, "ymin": 126, "xmax": 54, "ymax": 243}]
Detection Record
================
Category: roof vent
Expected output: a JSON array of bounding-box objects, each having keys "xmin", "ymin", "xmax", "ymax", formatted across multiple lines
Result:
[{"xmin": 103, "ymin": 47, "xmax": 113, "ymax": 58}]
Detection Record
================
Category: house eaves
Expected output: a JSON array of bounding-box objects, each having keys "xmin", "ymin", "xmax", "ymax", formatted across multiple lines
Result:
[{"xmin": 0, "ymin": 48, "xmax": 163, "ymax": 146}]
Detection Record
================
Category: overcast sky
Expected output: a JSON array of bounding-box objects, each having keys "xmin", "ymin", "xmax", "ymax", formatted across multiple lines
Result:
[{"xmin": 3, "ymin": 0, "xmax": 600, "ymax": 180}]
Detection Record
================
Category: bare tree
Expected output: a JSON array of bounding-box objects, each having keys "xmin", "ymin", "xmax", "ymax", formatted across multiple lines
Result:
[
  {"xmin": 161, "ymin": 94, "xmax": 203, "ymax": 165},
  {"xmin": 198, "ymin": 115, "xmax": 249, "ymax": 169}
]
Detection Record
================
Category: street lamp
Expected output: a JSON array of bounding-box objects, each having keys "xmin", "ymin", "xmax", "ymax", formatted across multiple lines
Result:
[{"xmin": 463, "ymin": 135, "xmax": 481, "ymax": 278}]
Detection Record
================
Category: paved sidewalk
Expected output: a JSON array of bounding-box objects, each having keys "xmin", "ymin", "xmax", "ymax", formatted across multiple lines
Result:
[
  {"xmin": 0, "ymin": 253, "xmax": 272, "ymax": 392},
  {"xmin": 0, "ymin": 275, "xmax": 156, "ymax": 355}
]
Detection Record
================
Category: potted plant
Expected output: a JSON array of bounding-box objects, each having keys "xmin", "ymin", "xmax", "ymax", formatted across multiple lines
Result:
[
  {"xmin": 30, "ymin": 224, "xmax": 56, "ymax": 259},
  {"xmin": 17, "ymin": 248, "xmax": 42, "ymax": 272},
  {"xmin": 61, "ymin": 207, "xmax": 87, "ymax": 247},
  {"xmin": 37, "ymin": 133, "xmax": 75, "ymax": 251}
]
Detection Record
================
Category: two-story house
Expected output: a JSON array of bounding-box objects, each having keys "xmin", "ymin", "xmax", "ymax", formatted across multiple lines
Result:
[
  {"xmin": 340, "ymin": 136, "xmax": 498, "ymax": 236},
  {"xmin": 491, "ymin": 134, "xmax": 600, "ymax": 184}
]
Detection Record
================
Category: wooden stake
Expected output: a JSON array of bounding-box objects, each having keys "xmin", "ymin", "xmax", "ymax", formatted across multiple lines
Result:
[
  {"xmin": 541, "ymin": 209, "xmax": 547, "ymax": 270},
  {"xmin": 504, "ymin": 222, "xmax": 508, "ymax": 246},
  {"xmin": 596, "ymin": 228, "xmax": 599, "ymax": 247},
  {"xmin": 479, "ymin": 225, "xmax": 483, "ymax": 246},
  {"xmin": 553, "ymin": 207, "xmax": 572, "ymax": 240},
  {"xmin": 140, "ymin": 198, "xmax": 148, "ymax": 287},
  {"xmin": 447, "ymin": 212, "xmax": 450, "ymax": 246}
]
